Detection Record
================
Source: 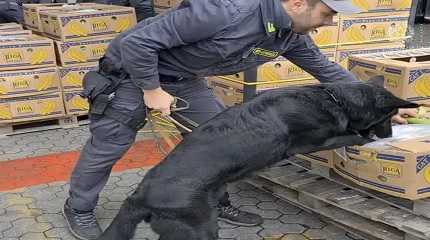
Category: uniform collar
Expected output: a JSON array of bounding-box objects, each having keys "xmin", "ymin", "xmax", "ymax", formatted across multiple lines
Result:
[{"xmin": 260, "ymin": 0, "xmax": 293, "ymax": 36}]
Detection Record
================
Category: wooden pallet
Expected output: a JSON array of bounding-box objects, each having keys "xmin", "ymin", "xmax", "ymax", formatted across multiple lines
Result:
[
  {"xmin": 290, "ymin": 157, "xmax": 430, "ymax": 219},
  {"xmin": 248, "ymin": 159, "xmax": 430, "ymax": 240},
  {"xmin": 0, "ymin": 114, "xmax": 89, "ymax": 137}
]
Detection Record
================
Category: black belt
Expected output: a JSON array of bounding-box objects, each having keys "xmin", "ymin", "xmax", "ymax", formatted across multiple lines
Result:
[{"xmin": 159, "ymin": 74, "xmax": 198, "ymax": 82}]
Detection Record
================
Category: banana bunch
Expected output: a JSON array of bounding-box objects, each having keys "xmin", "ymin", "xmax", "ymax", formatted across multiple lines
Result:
[
  {"xmin": 397, "ymin": 0, "xmax": 412, "ymax": 10},
  {"xmin": 0, "ymin": 105, "xmax": 12, "ymax": 119},
  {"xmin": 391, "ymin": 25, "xmax": 406, "ymax": 38},
  {"xmin": 71, "ymin": 96, "xmax": 89, "ymax": 110},
  {"xmin": 31, "ymin": 50, "xmax": 48, "ymax": 65},
  {"xmin": 36, "ymin": 76, "xmax": 53, "ymax": 91},
  {"xmin": 414, "ymin": 76, "xmax": 430, "ymax": 97},
  {"xmin": 67, "ymin": 48, "xmax": 87, "ymax": 63},
  {"xmin": 407, "ymin": 106, "xmax": 430, "ymax": 124},
  {"xmin": 313, "ymin": 29, "xmax": 333, "ymax": 45},
  {"xmin": 40, "ymin": 101, "xmax": 57, "ymax": 115},
  {"xmin": 0, "ymin": 86, "xmax": 8, "ymax": 95},
  {"xmin": 65, "ymin": 73, "xmax": 83, "ymax": 87},
  {"xmin": 115, "ymin": 18, "xmax": 131, "ymax": 33},
  {"xmin": 346, "ymin": 26, "xmax": 366, "ymax": 43},
  {"xmin": 69, "ymin": 21, "xmax": 89, "ymax": 36},
  {"xmin": 352, "ymin": 0, "xmax": 369, "ymax": 11},
  {"xmin": 259, "ymin": 65, "xmax": 280, "ymax": 82}
]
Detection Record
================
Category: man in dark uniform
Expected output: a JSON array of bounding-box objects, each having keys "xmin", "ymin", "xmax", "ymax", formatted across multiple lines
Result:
[
  {"xmin": 0, "ymin": 0, "xmax": 24, "ymax": 23},
  {"xmin": 62, "ymin": 0, "xmax": 416, "ymax": 239}
]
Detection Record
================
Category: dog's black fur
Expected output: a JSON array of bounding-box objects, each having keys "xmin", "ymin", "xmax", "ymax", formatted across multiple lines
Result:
[{"xmin": 97, "ymin": 82, "xmax": 418, "ymax": 240}]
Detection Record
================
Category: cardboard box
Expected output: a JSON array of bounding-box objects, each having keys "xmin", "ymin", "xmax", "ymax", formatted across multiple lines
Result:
[
  {"xmin": 221, "ymin": 49, "xmax": 336, "ymax": 82},
  {"xmin": 351, "ymin": 0, "xmax": 413, "ymax": 13},
  {"xmin": 55, "ymin": 37, "xmax": 113, "ymax": 67},
  {"xmin": 0, "ymin": 36, "xmax": 56, "ymax": 71},
  {"xmin": 333, "ymin": 129, "xmax": 430, "ymax": 200},
  {"xmin": 154, "ymin": 0, "xmax": 182, "ymax": 8},
  {"xmin": 309, "ymin": 16, "xmax": 339, "ymax": 47},
  {"xmin": 296, "ymin": 150, "xmax": 334, "ymax": 168},
  {"xmin": 63, "ymin": 90, "xmax": 89, "ymax": 115},
  {"xmin": 40, "ymin": 5, "xmax": 137, "ymax": 42},
  {"xmin": 348, "ymin": 48, "xmax": 430, "ymax": 103},
  {"xmin": 0, "ymin": 67, "xmax": 60, "ymax": 98},
  {"xmin": 0, "ymin": 91, "xmax": 65, "ymax": 124},
  {"xmin": 338, "ymin": 11, "xmax": 409, "ymax": 44},
  {"xmin": 0, "ymin": 23, "xmax": 23, "ymax": 32},
  {"xmin": 207, "ymin": 76, "xmax": 318, "ymax": 107},
  {"xmin": 0, "ymin": 30, "xmax": 32, "ymax": 38},
  {"xmin": 58, "ymin": 63, "xmax": 98, "ymax": 91},
  {"xmin": 23, "ymin": 3, "xmax": 97, "ymax": 33},
  {"xmin": 336, "ymin": 41, "xmax": 405, "ymax": 68}
]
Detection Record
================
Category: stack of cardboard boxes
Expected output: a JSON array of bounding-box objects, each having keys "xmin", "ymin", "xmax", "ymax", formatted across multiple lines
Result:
[
  {"xmin": 31, "ymin": 3, "xmax": 136, "ymax": 116},
  {"xmin": 0, "ymin": 23, "xmax": 65, "ymax": 125},
  {"xmin": 16, "ymin": 3, "xmax": 136, "ymax": 121},
  {"xmin": 335, "ymin": 0, "xmax": 411, "ymax": 68},
  {"xmin": 209, "ymin": 0, "xmax": 413, "ymax": 107},
  {"xmin": 0, "ymin": 3, "xmax": 137, "ymax": 126}
]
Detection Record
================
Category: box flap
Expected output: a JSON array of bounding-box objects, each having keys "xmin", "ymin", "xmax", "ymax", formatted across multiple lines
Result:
[{"xmin": 387, "ymin": 138, "xmax": 430, "ymax": 153}]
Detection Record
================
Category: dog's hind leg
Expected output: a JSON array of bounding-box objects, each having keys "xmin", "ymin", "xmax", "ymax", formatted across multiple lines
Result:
[{"xmin": 97, "ymin": 194, "xmax": 151, "ymax": 240}]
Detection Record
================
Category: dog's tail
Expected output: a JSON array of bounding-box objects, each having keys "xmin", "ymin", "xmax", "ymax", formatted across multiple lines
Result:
[{"xmin": 97, "ymin": 197, "xmax": 152, "ymax": 240}]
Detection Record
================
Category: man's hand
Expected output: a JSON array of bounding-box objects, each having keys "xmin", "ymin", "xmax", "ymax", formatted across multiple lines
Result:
[
  {"xmin": 143, "ymin": 87, "xmax": 175, "ymax": 116},
  {"xmin": 392, "ymin": 108, "xmax": 418, "ymax": 124}
]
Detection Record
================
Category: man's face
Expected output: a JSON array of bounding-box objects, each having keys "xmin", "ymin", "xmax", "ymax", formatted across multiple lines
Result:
[{"xmin": 283, "ymin": 0, "xmax": 337, "ymax": 34}]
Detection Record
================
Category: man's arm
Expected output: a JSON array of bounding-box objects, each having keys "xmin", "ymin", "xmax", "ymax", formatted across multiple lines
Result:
[
  {"xmin": 283, "ymin": 34, "xmax": 359, "ymax": 83},
  {"xmin": 120, "ymin": 0, "xmax": 235, "ymax": 90}
]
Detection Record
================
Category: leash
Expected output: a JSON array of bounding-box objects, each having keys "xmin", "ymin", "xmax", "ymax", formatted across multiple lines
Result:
[{"xmin": 144, "ymin": 97, "xmax": 204, "ymax": 156}]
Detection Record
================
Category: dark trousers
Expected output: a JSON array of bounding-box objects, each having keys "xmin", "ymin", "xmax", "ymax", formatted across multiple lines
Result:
[{"xmin": 68, "ymin": 76, "xmax": 228, "ymax": 211}]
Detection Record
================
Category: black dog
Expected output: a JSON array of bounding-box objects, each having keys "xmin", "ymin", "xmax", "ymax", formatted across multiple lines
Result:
[{"xmin": 97, "ymin": 82, "xmax": 418, "ymax": 240}]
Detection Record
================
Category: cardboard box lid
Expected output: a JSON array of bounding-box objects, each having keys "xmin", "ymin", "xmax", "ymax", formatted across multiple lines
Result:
[
  {"xmin": 40, "ymin": 4, "xmax": 135, "ymax": 17},
  {"xmin": 23, "ymin": 3, "xmax": 98, "ymax": 10},
  {"xmin": 340, "ymin": 10, "xmax": 410, "ymax": 19},
  {"xmin": 0, "ymin": 34, "xmax": 51, "ymax": 42},
  {"xmin": 387, "ymin": 138, "xmax": 430, "ymax": 153},
  {"xmin": 351, "ymin": 48, "xmax": 430, "ymax": 67}
]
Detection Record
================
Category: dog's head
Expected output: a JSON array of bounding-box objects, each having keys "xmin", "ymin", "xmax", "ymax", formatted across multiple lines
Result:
[{"xmin": 328, "ymin": 82, "xmax": 419, "ymax": 138}]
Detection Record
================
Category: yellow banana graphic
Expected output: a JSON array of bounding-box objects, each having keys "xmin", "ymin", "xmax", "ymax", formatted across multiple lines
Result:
[
  {"xmin": 0, "ymin": 105, "xmax": 12, "ymax": 119},
  {"xmin": 71, "ymin": 96, "xmax": 89, "ymax": 110},
  {"xmin": 69, "ymin": 21, "xmax": 89, "ymax": 36},
  {"xmin": 346, "ymin": 26, "xmax": 365, "ymax": 43},
  {"xmin": 115, "ymin": 18, "xmax": 131, "ymax": 33},
  {"xmin": 65, "ymin": 73, "xmax": 83, "ymax": 87},
  {"xmin": 397, "ymin": 0, "xmax": 412, "ymax": 10},
  {"xmin": 36, "ymin": 76, "xmax": 53, "ymax": 91},
  {"xmin": 0, "ymin": 86, "xmax": 8, "ymax": 95},
  {"xmin": 40, "ymin": 101, "xmax": 57, "ymax": 115},
  {"xmin": 260, "ymin": 66, "xmax": 280, "ymax": 81},
  {"xmin": 31, "ymin": 50, "xmax": 48, "ymax": 65},
  {"xmin": 352, "ymin": 0, "xmax": 369, "ymax": 11},
  {"xmin": 395, "ymin": 25, "xmax": 406, "ymax": 38},
  {"xmin": 313, "ymin": 29, "xmax": 332, "ymax": 45},
  {"xmin": 415, "ymin": 77, "xmax": 430, "ymax": 97},
  {"xmin": 68, "ymin": 49, "xmax": 87, "ymax": 63}
]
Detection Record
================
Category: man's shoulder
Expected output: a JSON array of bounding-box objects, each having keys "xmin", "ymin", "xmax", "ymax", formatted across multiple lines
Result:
[{"xmin": 190, "ymin": 0, "xmax": 261, "ymax": 13}]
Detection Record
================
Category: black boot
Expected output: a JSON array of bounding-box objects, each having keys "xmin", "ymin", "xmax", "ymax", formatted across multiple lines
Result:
[{"xmin": 217, "ymin": 203, "xmax": 263, "ymax": 227}]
